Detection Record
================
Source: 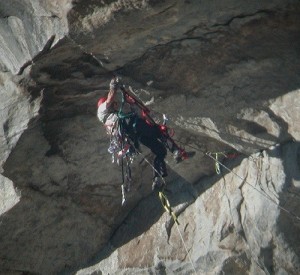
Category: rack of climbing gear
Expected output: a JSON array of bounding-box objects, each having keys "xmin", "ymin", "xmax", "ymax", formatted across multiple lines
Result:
[
  {"xmin": 68, "ymin": 37, "xmax": 300, "ymax": 274},
  {"xmin": 109, "ymin": 80, "xmax": 188, "ymax": 203}
]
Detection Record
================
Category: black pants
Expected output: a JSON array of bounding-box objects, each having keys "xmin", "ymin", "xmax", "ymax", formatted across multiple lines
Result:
[{"xmin": 123, "ymin": 117, "xmax": 167, "ymax": 178}]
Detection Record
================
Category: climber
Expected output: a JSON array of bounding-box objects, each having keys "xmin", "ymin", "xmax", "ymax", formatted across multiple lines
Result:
[{"xmin": 97, "ymin": 77, "xmax": 182, "ymax": 189}]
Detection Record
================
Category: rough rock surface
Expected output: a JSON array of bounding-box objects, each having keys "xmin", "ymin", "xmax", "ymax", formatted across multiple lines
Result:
[
  {"xmin": 78, "ymin": 142, "xmax": 300, "ymax": 275},
  {"xmin": 0, "ymin": 0, "xmax": 299, "ymax": 274}
]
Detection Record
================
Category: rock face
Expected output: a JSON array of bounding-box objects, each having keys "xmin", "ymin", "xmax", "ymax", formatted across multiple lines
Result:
[
  {"xmin": 78, "ymin": 142, "xmax": 300, "ymax": 275},
  {"xmin": 0, "ymin": 0, "xmax": 299, "ymax": 274}
]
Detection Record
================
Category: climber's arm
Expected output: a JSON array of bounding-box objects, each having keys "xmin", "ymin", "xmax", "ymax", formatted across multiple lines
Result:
[
  {"xmin": 106, "ymin": 88, "xmax": 117, "ymax": 106},
  {"xmin": 106, "ymin": 78, "xmax": 118, "ymax": 107}
]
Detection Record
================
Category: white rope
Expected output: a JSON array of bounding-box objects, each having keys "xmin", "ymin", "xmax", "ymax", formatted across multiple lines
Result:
[
  {"xmin": 175, "ymin": 222, "xmax": 198, "ymax": 274},
  {"xmin": 206, "ymin": 152, "xmax": 300, "ymax": 221}
]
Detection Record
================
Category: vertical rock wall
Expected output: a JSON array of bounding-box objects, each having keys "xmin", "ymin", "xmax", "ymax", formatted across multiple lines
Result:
[
  {"xmin": 0, "ymin": 0, "xmax": 71, "ymax": 74},
  {"xmin": 0, "ymin": 0, "xmax": 72, "ymax": 216},
  {"xmin": 78, "ymin": 142, "xmax": 300, "ymax": 274},
  {"xmin": 0, "ymin": 0, "xmax": 299, "ymax": 274}
]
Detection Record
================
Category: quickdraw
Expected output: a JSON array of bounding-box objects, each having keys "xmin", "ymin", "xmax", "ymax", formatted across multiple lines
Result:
[
  {"xmin": 158, "ymin": 191, "xmax": 179, "ymax": 225},
  {"xmin": 209, "ymin": 152, "xmax": 228, "ymax": 174}
]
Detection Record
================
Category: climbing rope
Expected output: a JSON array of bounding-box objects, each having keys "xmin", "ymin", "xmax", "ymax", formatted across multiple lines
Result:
[
  {"xmin": 174, "ymin": 222, "xmax": 198, "ymax": 274},
  {"xmin": 210, "ymin": 151, "xmax": 227, "ymax": 174},
  {"xmin": 67, "ymin": 35, "xmax": 106, "ymax": 69},
  {"xmin": 158, "ymin": 190, "xmax": 198, "ymax": 274},
  {"xmin": 170, "ymin": 137, "xmax": 300, "ymax": 222},
  {"xmin": 158, "ymin": 191, "xmax": 179, "ymax": 225},
  {"xmin": 68, "ymin": 31, "xmax": 300, "ymax": 254},
  {"xmin": 131, "ymin": 152, "xmax": 198, "ymax": 273},
  {"xmin": 206, "ymin": 151, "xmax": 300, "ymax": 221},
  {"xmin": 137, "ymin": 153, "xmax": 197, "ymax": 273}
]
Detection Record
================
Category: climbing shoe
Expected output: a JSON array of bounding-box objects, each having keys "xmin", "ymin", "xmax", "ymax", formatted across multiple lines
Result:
[
  {"xmin": 152, "ymin": 177, "xmax": 165, "ymax": 191},
  {"xmin": 173, "ymin": 149, "xmax": 182, "ymax": 163}
]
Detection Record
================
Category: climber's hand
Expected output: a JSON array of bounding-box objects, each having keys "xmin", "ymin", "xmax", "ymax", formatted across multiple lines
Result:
[
  {"xmin": 125, "ymin": 94, "xmax": 135, "ymax": 104},
  {"xmin": 110, "ymin": 77, "xmax": 119, "ymax": 91}
]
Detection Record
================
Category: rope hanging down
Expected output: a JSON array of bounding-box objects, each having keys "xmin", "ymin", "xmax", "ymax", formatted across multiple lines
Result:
[
  {"xmin": 69, "ymin": 31, "xmax": 299, "ymax": 232},
  {"xmin": 124, "ymin": 149, "xmax": 198, "ymax": 273},
  {"xmin": 114, "ymin": 84, "xmax": 300, "ymax": 223},
  {"xmin": 158, "ymin": 192, "xmax": 197, "ymax": 274}
]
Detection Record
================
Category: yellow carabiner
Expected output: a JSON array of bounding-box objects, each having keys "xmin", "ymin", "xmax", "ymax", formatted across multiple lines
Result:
[
  {"xmin": 158, "ymin": 191, "xmax": 179, "ymax": 225},
  {"xmin": 215, "ymin": 153, "xmax": 221, "ymax": 174}
]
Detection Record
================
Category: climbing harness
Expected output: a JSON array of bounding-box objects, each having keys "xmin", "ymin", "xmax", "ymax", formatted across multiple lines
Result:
[
  {"xmin": 70, "ymin": 35, "xmax": 299, "ymax": 274},
  {"xmin": 105, "ymin": 80, "xmax": 188, "ymax": 205},
  {"xmin": 120, "ymin": 84, "xmax": 188, "ymax": 159},
  {"xmin": 105, "ymin": 81, "xmax": 182, "ymax": 205},
  {"xmin": 107, "ymin": 79, "xmax": 300, "ymax": 223}
]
